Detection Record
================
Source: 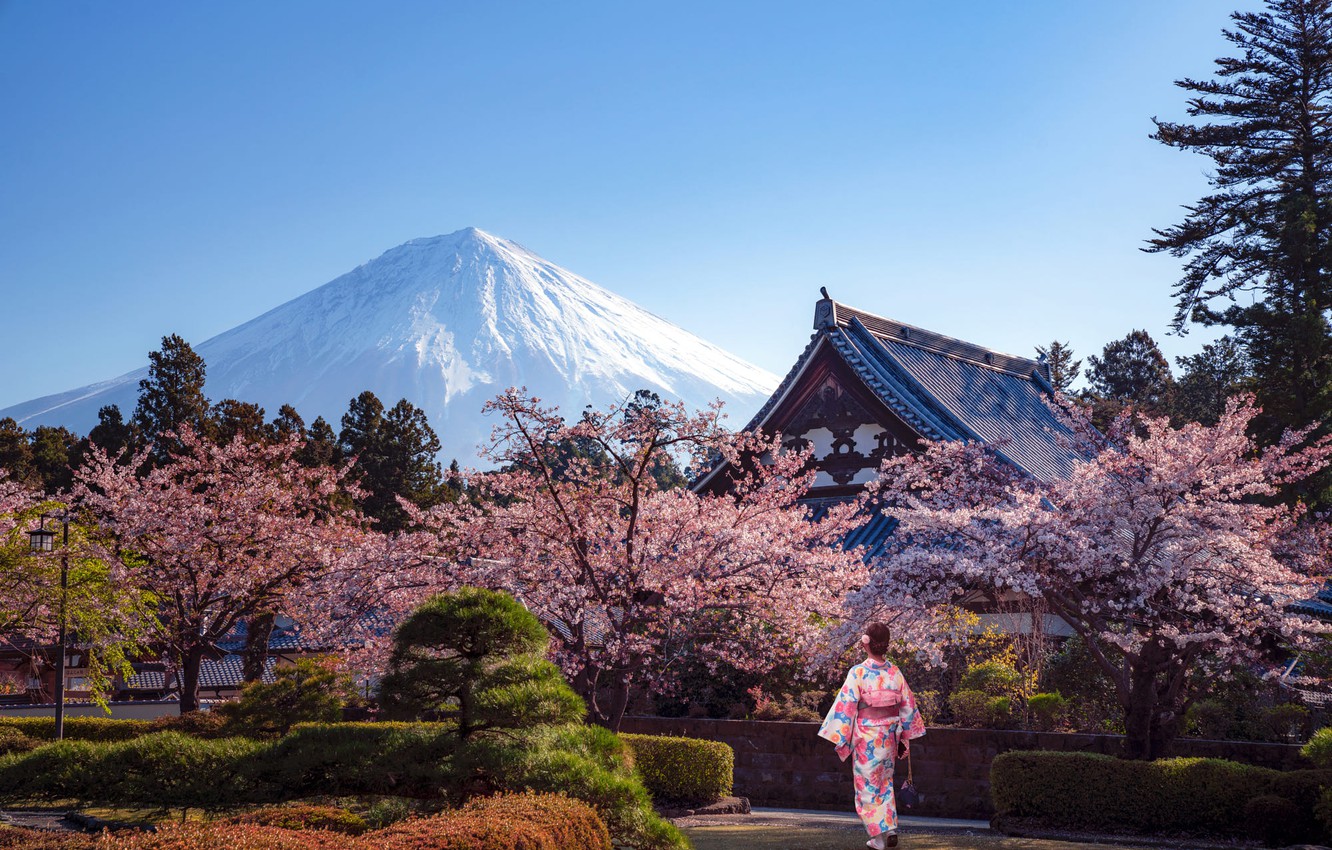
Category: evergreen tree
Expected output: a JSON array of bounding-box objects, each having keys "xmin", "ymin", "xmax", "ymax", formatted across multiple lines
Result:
[
  {"xmin": 0, "ymin": 419, "xmax": 32, "ymax": 485},
  {"xmin": 378, "ymin": 588, "xmax": 585, "ymax": 737},
  {"xmin": 1035, "ymin": 341, "xmax": 1082, "ymax": 393},
  {"xmin": 30, "ymin": 425, "xmax": 77, "ymax": 494},
  {"xmin": 1085, "ymin": 330, "xmax": 1175, "ymax": 413},
  {"xmin": 132, "ymin": 334, "xmax": 212, "ymax": 463},
  {"xmin": 1172, "ymin": 337, "xmax": 1254, "ymax": 425},
  {"xmin": 268, "ymin": 404, "xmax": 306, "ymax": 443},
  {"xmin": 339, "ymin": 392, "xmax": 444, "ymax": 531},
  {"xmin": 1148, "ymin": 0, "xmax": 1332, "ymax": 466},
  {"xmin": 211, "ymin": 399, "xmax": 267, "ymax": 445},
  {"xmin": 85, "ymin": 405, "xmax": 136, "ymax": 457},
  {"xmin": 299, "ymin": 416, "xmax": 342, "ymax": 469}
]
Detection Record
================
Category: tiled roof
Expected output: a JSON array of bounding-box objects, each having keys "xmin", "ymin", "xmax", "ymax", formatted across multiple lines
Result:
[
  {"xmin": 1292, "ymin": 582, "xmax": 1332, "ymax": 620},
  {"xmin": 741, "ymin": 299, "xmax": 1081, "ymax": 483},
  {"xmin": 806, "ymin": 498, "xmax": 899, "ymax": 560},
  {"xmin": 216, "ymin": 620, "xmax": 331, "ymax": 654},
  {"xmin": 122, "ymin": 656, "xmax": 276, "ymax": 692}
]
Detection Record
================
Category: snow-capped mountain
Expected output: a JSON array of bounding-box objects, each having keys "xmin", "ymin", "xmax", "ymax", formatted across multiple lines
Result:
[{"xmin": 1, "ymin": 228, "xmax": 779, "ymax": 464}]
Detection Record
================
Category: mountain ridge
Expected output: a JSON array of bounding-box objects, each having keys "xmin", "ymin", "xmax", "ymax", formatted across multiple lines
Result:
[{"xmin": 2, "ymin": 228, "xmax": 779, "ymax": 463}]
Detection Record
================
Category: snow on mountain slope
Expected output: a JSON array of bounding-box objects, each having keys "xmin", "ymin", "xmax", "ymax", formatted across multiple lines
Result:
[{"xmin": 2, "ymin": 228, "xmax": 779, "ymax": 464}]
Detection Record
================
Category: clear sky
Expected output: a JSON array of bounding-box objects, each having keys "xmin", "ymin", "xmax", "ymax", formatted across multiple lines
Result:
[{"xmin": 0, "ymin": 1, "xmax": 1262, "ymax": 413}]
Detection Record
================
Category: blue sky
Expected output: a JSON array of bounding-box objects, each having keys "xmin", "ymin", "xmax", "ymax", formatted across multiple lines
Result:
[{"xmin": 0, "ymin": 1, "xmax": 1259, "ymax": 413}]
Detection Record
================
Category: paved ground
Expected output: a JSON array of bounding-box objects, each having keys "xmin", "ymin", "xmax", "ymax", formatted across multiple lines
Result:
[{"xmin": 677, "ymin": 808, "xmax": 1168, "ymax": 850}]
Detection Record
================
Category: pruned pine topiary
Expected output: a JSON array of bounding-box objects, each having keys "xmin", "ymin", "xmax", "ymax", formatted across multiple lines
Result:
[{"xmin": 376, "ymin": 588, "xmax": 585, "ymax": 737}]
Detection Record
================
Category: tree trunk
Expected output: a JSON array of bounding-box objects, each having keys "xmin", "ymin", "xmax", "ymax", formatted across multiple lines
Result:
[
  {"xmin": 1120, "ymin": 641, "xmax": 1182, "ymax": 760},
  {"xmin": 242, "ymin": 611, "xmax": 275, "ymax": 682},
  {"xmin": 179, "ymin": 644, "xmax": 204, "ymax": 714}
]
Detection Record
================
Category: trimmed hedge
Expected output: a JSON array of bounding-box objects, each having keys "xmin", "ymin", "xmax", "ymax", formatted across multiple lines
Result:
[
  {"xmin": 0, "ymin": 718, "xmax": 151, "ymax": 742},
  {"xmin": 0, "ymin": 724, "xmax": 684, "ymax": 850},
  {"xmin": 0, "ymin": 732, "xmax": 266, "ymax": 807},
  {"xmin": 991, "ymin": 750, "xmax": 1332, "ymax": 843},
  {"xmin": 0, "ymin": 728, "xmax": 36, "ymax": 756},
  {"xmin": 620, "ymin": 733, "xmax": 733, "ymax": 803}
]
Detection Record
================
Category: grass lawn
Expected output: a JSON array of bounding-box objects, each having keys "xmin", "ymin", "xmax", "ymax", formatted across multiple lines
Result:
[{"xmin": 682, "ymin": 825, "xmax": 1159, "ymax": 850}]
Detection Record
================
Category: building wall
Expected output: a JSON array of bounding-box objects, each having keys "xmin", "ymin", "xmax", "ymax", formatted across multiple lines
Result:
[{"xmin": 619, "ymin": 717, "xmax": 1311, "ymax": 819}]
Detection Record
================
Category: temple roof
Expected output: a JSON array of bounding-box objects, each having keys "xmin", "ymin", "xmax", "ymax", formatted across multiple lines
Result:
[{"xmin": 743, "ymin": 298, "xmax": 1080, "ymax": 483}]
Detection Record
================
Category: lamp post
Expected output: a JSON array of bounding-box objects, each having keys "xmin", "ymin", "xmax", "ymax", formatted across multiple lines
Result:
[{"xmin": 28, "ymin": 512, "xmax": 69, "ymax": 741}]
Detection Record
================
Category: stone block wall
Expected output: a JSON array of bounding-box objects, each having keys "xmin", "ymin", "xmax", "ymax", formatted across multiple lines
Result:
[{"xmin": 619, "ymin": 717, "xmax": 1310, "ymax": 819}]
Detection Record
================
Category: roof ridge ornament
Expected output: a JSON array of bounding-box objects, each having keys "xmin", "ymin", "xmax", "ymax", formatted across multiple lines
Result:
[{"xmin": 814, "ymin": 287, "xmax": 836, "ymax": 329}]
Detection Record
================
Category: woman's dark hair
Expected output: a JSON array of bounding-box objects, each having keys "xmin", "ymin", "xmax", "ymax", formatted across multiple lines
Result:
[{"xmin": 865, "ymin": 622, "xmax": 892, "ymax": 657}]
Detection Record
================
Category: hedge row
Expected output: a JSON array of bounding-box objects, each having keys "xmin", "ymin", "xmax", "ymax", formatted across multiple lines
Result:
[
  {"xmin": 620, "ymin": 733, "xmax": 733, "ymax": 803},
  {"xmin": 0, "ymin": 793, "xmax": 609, "ymax": 850},
  {"xmin": 0, "ymin": 724, "xmax": 683, "ymax": 850},
  {"xmin": 991, "ymin": 751, "xmax": 1332, "ymax": 845},
  {"xmin": 0, "ymin": 718, "xmax": 152, "ymax": 742}
]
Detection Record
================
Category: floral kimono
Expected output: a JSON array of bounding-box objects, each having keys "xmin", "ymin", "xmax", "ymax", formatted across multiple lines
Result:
[{"xmin": 818, "ymin": 658, "xmax": 925, "ymax": 839}]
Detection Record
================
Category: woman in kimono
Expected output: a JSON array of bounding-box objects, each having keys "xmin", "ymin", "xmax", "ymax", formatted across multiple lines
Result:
[{"xmin": 818, "ymin": 622, "xmax": 925, "ymax": 850}]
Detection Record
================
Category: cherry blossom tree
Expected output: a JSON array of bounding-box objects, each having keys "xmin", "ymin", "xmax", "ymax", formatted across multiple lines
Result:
[
  {"xmin": 0, "ymin": 477, "xmax": 153, "ymax": 705},
  {"xmin": 860, "ymin": 397, "xmax": 1332, "ymax": 759},
  {"xmin": 422, "ymin": 389, "xmax": 868, "ymax": 729},
  {"xmin": 75, "ymin": 427, "xmax": 397, "ymax": 712}
]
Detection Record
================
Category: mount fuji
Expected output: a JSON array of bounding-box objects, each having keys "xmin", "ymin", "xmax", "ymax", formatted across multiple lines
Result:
[{"xmin": 1, "ymin": 228, "xmax": 780, "ymax": 464}]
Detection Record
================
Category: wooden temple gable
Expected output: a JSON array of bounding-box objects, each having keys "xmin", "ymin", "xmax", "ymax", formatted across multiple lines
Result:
[{"xmin": 760, "ymin": 347, "xmax": 921, "ymax": 498}]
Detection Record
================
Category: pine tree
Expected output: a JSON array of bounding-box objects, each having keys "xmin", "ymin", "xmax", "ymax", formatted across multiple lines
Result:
[
  {"xmin": 211, "ymin": 399, "xmax": 267, "ymax": 445},
  {"xmin": 339, "ymin": 391, "xmax": 444, "ymax": 531},
  {"xmin": 1085, "ymin": 330, "xmax": 1175, "ymax": 413},
  {"xmin": 0, "ymin": 419, "xmax": 32, "ymax": 485},
  {"xmin": 1148, "ymin": 0, "xmax": 1332, "ymax": 462},
  {"xmin": 30, "ymin": 426, "xmax": 77, "ymax": 494},
  {"xmin": 299, "ymin": 416, "xmax": 342, "ymax": 469},
  {"xmin": 268, "ymin": 404, "xmax": 306, "ymax": 442},
  {"xmin": 1035, "ymin": 341, "xmax": 1082, "ymax": 393},
  {"xmin": 132, "ymin": 334, "xmax": 212, "ymax": 464},
  {"xmin": 1172, "ymin": 337, "xmax": 1254, "ymax": 425},
  {"xmin": 86, "ymin": 405, "xmax": 137, "ymax": 457}
]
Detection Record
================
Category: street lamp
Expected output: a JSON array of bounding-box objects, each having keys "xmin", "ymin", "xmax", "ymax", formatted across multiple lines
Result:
[{"xmin": 28, "ymin": 512, "xmax": 70, "ymax": 741}]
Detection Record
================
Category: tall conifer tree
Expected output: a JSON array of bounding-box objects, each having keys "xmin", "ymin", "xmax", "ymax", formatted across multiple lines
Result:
[
  {"xmin": 132, "ymin": 334, "xmax": 212, "ymax": 464},
  {"xmin": 1148, "ymin": 0, "xmax": 1332, "ymax": 499}
]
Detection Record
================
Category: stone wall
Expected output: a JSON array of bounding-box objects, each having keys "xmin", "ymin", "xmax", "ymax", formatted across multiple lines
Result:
[{"xmin": 619, "ymin": 717, "xmax": 1311, "ymax": 819}]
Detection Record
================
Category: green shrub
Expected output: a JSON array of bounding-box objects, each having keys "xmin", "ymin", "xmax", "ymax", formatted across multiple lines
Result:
[
  {"xmin": 1261, "ymin": 703, "xmax": 1311, "ymax": 743},
  {"xmin": 1027, "ymin": 692, "xmax": 1068, "ymax": 732},
  {"xmin": 362, "ymin": 797, "xmax": 412, "ymax": 828},
  {"xmin": 0, "ymin": 717, "xmax": 150, "ymax": 742},
  {"xmin": 0, "ymin": 728, "xmax": 35, "ymax": 756},
  {"xmin": 1304, "ymin": 725, "xmax": 1332, "ymax": 767},
  {"xmin": 0, "ymin": 732, "xmax": 263, "ymax": 808},
  {"xmin": 462, "ymin": 723, "xmax": 686, "ymax": 850},
  {"xmin": 150, "ymin": 710, "xmax": 232, "ymax": 739},
  {"xmin": 991, "ymin": 750, "xmax": 1332, "ymax": 841},
  {"xmin": 948, "ymin": 689, "xmax": 1010, "ymax": 728},
  {"xmin": 1185, "ymin": 699, "xmax": 1232, "ymax": 739},
  {"xmin": 913, "ymin": 690, "xmax": 939, "ymax": 724},
  {"xmin": 947, "ymin": 689, "xmax": 989, "ymax": 727},
  {"xmin": 1245, "ymin": 794, "xmax": 1303, "ymax": 847},
  {"xmin": 229, "ymin": 804, "xmax": 369, "ymax": 834},
  {"xmin": 958, "ymin": 660, "xmax": 1025, "ymax": 698},
  {"xmin": 1316, "ymin": 787, "xmax": 1332, "ymax": 843},
  {"xmin": 377, "ymin": 589, "xmax": 584, "ymax": 736},
  {"xmin": 217, "ymin": 659, "xmax": 355, "ymax": 739},
  {"xmin": 620, "ymin": 733, "xmax": 733, "ymax": 803},
  {"xmin": 258, "ymin": 722, "xmax": 460, "ymax": 799}
]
